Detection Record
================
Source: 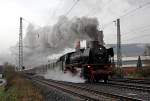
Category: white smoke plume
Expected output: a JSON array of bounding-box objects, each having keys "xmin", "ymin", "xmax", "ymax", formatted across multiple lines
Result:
[
  {"xmin": 44, "ymin": 67, "xmax": 85, "ymax": 83},
  {"xmin": 12, "ymin": 16, "xmax": 103, "ymax": 68}
]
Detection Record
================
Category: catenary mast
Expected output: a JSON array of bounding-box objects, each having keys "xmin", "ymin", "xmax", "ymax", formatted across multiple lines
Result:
[{"xmin": 19, "ymin": 17, "xmax": 23, "ymax": 71}]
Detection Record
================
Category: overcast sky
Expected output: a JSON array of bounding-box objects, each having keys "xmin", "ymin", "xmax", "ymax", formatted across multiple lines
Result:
[{"xmin": 0, "ymin": 0, "xmax": 150, "ymax": 64}]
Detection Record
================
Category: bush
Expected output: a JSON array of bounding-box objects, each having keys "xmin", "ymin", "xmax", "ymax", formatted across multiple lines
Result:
[
  {"xmin": 112, "ymin": 68, "xmax": 123, "ymax": 78},
  {"xmin": 3, "ymin": 63, "xmax": 16, "ymax": 90},
  {"xmin": 137, "ymin": 67, "xmax": 150, "ymax": 77},
  {"xmin": 127, "ymin": 67, "xmax": 150, "ymax": 78}
]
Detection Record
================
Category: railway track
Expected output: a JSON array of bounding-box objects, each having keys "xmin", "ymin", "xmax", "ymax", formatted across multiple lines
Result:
[
  {"xmin": 108, "ymin": 80, "xmax": 150, "ymax": 92},
  {"xmin": 28, "ymin": 76, "xmax": 146, "ymax": 101},
  {"xmin": 75, "ymin": 83, "xmax": 150, "ymax": 100},
  {"xmin": 34, "ymin": 78, "xmax": 108, "ymax": 101},
  {"xmin": 110, "ymin": 78, "xmax": 150, "ymax": 85}
]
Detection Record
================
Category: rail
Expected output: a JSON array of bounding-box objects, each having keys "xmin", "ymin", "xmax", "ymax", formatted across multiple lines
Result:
[{"xmin": 27, "ymin": 75, "xmax": 143, "ymax": 101}]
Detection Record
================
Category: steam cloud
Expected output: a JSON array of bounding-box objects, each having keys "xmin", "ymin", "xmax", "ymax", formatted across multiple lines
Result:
[
  {"xmin": 44, "ymin": 67, "xmax": 85, "ymax": 83},
  {"xmin": 12, "ymin": 16, "xmax": 103, "ymax": 68}
]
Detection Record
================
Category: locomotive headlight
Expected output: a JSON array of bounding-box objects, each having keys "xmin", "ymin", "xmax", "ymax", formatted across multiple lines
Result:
[{"xmin": 88, "ymin": 65, "xmax": 91, "ymax": 68}]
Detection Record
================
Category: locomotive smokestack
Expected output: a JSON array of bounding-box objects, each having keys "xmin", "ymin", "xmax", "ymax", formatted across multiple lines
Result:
[
  {"xmin": 86, "ymin": 41, "xmax": 100, "ymax": 48},
  {"xmin": 75, "ymin": 40, "xmax": 80, "ymax": 51},
  {"xmin": 97, "ymin": 31, "xmax": 104, "ymax": 45}
]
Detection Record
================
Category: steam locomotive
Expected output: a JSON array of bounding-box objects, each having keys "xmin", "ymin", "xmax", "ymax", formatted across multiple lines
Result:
[
  {"xmin": 24, "ymin": 40, "xmax": 114, "ymax": 83},
  {"xmin": 56, "ymin": 41, "xmax": 114, "ymax": 83}
]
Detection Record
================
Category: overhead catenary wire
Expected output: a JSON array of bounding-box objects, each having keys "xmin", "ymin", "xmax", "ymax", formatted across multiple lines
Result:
[
  {"xmin": 119, "ymin": 1, "xmax": 150, "ymax": 18},
  {"xmin": 117, "ymin": 1, "xmax": 150, "ymax": 44},
  {"xmin": 84, "ymin": 0, "xmax": 113, "ymax": 30},
  {"xmin": 103, "ymin": 1, "xmax": 150, "ymax": 45},
  {"xmin": 107, "ymin": 25, "xmax": 150, "ymax": 43},
  {"xmin": 105, "ymin": 25, "xmax": 150, "ymax": 44},
  {"xmin": 53, "ymin": 0, "xmax": 81, "ymax": 26},
  {"xmin": 121, "ymin": 26, "xmax": 150, "ymax": 42},
  {"xmin": 121, "ymin": 24, "xmax": 150, "ymax": 38},
  {"xmin": 20, "ymin": 0, "xmax": 81, "ymax": 41},
  {"xmin": 102, "ymin": 1, "xmax": 150, "ymax": 30},
  {"xmin": 122, "ymin": 33, "xmax": 150, "ymax": 43},
  {"xmin": 85, "ymin": 0, "xmax": 113, "ymax": 17},
  {"xmin": 51, "ymin": 0, "xmax": 81, "ymax": 40},
  {"xmin": 50, "ymin": 0, "xmax": 63, "ymax": 18},
  {"xmin": 65, "ymin": 0, "xmax": 80, "ymax": 16},
  {"xmin": 22, "ymin": 18, "xmax": 42, "ymax": 28}
]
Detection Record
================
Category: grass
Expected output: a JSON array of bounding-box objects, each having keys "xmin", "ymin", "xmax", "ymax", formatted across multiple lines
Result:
[
  {"xmin": 0, "ymin": 76, "xmax": 44, "ymax": 101},
  {"xmin": 1, "ymin": 63, "xmax": 44, "ymax": 101},
  {"xmin": 0, "ymin": 86, "xmax": 18, "ymax": 101},
  {"xmin": 0, "ymin": 86, "xmax": 5, "ymax": 98}
]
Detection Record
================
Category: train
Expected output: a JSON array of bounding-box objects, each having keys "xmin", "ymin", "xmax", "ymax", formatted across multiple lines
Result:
[
  {"xmin": 24, "ymin": 40, "xmax": 114, "ymax": 83},
  {"xmin": 57, "ymin": 41, "xmax": 114, "ymax": 83}
]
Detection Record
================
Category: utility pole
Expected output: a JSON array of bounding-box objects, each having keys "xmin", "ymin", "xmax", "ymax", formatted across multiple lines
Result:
[
  {"xmin": 116, "ymin": 19, "xmax": 122, "ymax": 68},
  {"xmin": 19, "ymin": 17, "xmax": 23, "ymax": 71}
]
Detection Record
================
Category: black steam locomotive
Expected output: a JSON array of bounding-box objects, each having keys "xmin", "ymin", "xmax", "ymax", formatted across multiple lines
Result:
[{"xmin": 57, "ymin": 41, "xmax": 114, "ymax": 83}]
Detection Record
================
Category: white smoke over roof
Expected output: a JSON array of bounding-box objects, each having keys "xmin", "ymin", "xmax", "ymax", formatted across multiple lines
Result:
[
  {"xmin": 47, "ymin": 48, "xmax": 75, "ymax": 62},
  {"xmin": 12, "ymin": 16, "xmax": 103, "ymax": 68}
]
